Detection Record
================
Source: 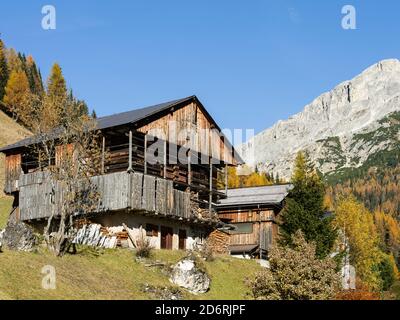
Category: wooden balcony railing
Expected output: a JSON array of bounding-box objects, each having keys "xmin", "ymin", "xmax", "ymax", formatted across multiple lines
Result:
[{"xmin": 18, "ymin": 171, "xmax": 212, "ymax": 222}]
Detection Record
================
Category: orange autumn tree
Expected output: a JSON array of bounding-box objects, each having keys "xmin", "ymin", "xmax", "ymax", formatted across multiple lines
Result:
[
  {"xmin": 333, "ymin": 195, "xmax": 383, "ymax": 291},
  {"xmin": 226, "ymin": 165, "xmax": 274, "ymax": 188}
]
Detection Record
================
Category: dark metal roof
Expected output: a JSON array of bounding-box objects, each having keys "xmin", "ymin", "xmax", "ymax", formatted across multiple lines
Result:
[
  {"xmin": 0, "ymin": 95, "xmax": 243, "ymax": 164},
  {"xmin": 217, "ymin": 184, "xmax": 293, "ymax": 208},
  {"xmin": 0, "ymin": 96, "xmax": 193, "ymax": 152},
  {"xmin": 96, "ymin": 96, "xmax": 193, "ymax": 130}
]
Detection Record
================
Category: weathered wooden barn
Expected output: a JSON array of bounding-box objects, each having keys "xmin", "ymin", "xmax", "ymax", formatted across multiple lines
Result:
[
  {"xmin": 216, "ymin": 184, "xmax": 292, "ymax": 258},
  {"xmin": 0, "ymin": 95, "xmax": 243, "ymax": 250}
]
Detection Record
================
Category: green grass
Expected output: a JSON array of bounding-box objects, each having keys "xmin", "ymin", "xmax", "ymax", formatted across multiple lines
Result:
[
  {"xmin": 0, "ymin": 246, "xmax": 261, "ymax": 300},
  {"xmin": 0, "ymin": 194, "xmax": 260, "ymax": 300},
  {"xmin": 0, "ymin": 196, "xmax": 13, "ymax": 229}
]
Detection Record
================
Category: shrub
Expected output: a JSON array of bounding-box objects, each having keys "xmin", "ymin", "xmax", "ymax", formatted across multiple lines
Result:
[
  {"xmin": 248, "ymin": 231, "xmax": 340, "ymax": 300},
  {"xmin": 135, "ymin": 231, "xmax": 153, "ymax": 258},
  {"xmin": 199, "ymin": 240, "xmax": 215, "ymax": 262}
]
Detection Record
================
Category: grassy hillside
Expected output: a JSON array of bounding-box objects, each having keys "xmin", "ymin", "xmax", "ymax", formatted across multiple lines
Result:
[
  {"xmin": 0, "ymin": 247, "xmax": 261, "ymax": 300},
  {"xmin": 0, "ymin": 190, "xmax": 261, "ymax": 300},
  {"xmin": 0, "ymin": 196, "xmax": 12, "ymax": 228}
]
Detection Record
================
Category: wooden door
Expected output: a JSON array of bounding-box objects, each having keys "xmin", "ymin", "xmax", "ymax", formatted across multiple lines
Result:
[
  {"xmin": 178, "ymin": 229, "xmax": 186, "ymax": 250},
  {"xmin": 161, "ymin": 226, "xmax": 173, "ymax": 249}
]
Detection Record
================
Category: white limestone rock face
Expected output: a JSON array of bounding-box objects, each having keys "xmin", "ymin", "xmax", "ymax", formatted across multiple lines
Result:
[
  {"xmin": 169, "ymin": 259, "xmax": 210, "ymax": 294},
  {"xmin": 238, "ymin": 59, "xmax": 400, "ymax": 180}
]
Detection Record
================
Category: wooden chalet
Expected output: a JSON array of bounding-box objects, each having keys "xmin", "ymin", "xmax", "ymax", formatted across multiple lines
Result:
[
  {"xmin": 0, "ymin": 95, "xmax": 243, "ymax": 250},
  {"xmin": 216, "ymin": 184, "xmax": 292, "ymax": 258}
]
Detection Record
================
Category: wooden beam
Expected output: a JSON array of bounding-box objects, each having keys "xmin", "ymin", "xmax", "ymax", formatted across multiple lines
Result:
[
  {"xmin": 101, "ymin": 135, "xmax": 105, "ymax": 174},
  {"xmin": 144, "ymin": 134, "xmax": 147, "ymax": 174},
  {"xmin": 163, "ymin": 139, "xmax": 167, "ymax": 179},
  {"xmin": 209, "ymin": 159, "xmax": 212, "ymax": 216},
  {"xmin": 128, "ymin": 130, "xmax": 133, "ymax": 172},
  {"xmin": 225, "ymin": 164, "xmax": 228, "ymax": 195},
  {"xmin": 188, "ymin": 149, "xmax": 191, "ymax": 186}
]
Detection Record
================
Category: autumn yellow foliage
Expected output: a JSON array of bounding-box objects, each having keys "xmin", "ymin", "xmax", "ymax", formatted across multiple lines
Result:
[
  {"xmin": 333, "ymin": 195, "xmax": 383, "ymax": 290},
  {"xmin": 226, "ymin": 165, "xmax": 274, "ymax": 188},
  {"xmin": 374, "ymin": 210, "xmax": 400, "ymax": 266}
]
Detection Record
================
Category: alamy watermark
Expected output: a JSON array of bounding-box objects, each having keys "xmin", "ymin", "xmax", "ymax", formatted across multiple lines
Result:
[
  {"xmin": 143, "ymin": 123, "xmax": 254, "ymax": 167},
  {"xmin": 41, "ymin": 5, "xmax": 56, "ymax": 30},
  {"xmin": 342, "ymin": 5, "xmax": 357, "ymax": 30},
  {"xmin": 41, "ymin": 265, "xmax": 56, "ymax": 290}
]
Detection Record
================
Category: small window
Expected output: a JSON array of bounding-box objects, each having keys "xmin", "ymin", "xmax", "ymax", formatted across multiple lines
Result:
[
  {"xmin": 228, "ymin": 223, "xmax": 253, "ymax": 235},
  {"xmin": 145, "ymin": 224, "xmax": 158, "ymax": 237}
]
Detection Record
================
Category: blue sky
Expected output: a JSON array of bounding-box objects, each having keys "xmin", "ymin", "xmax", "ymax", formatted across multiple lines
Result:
[{"xmin": 1, "ymin": 0, "xmax": 399, "ymax": 133}]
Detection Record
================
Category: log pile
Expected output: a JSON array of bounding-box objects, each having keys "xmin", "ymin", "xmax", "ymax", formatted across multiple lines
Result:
[
  {"xmin": 190, "ymin": 192, "xmax": 218, "ymax": 221},
  {"xmin": 165, "ymin": 165, "xmax": 188, "ymax": 184},
  {"xmin": 72, "ymin": 223, "xmax": 133, "ymax": 249},
  {"xmin": 206, "ymin": 229, "xmax": 230, "ymax": 254}
]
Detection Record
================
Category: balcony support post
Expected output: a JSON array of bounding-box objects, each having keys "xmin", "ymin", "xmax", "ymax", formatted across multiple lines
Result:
[
  {"xmin": 128, "ymin": 130, "xmax": 133, "ymax": 172},
  {"xmin": 209, "ymin": 158, "xmax": 212, "ymax": 216},
  {"xmin": 144, "ymin": 134, "xmax": 147, "ymax": 174},
  {"xmin": 101, "ymin": 135, "xmax": 105, "ymax": 174}
]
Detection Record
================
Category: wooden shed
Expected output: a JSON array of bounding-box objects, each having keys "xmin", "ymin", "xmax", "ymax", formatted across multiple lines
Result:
[{"xmin": 216, "ymin": 184, "xmax": 292, "ymax": 259}]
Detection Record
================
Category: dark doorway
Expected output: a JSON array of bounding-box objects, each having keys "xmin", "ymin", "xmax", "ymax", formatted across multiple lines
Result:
[
  {"xmin": 178, "ymin": 229, "xmax": 186, "ymax": 250},
  {"xmin": 161, "ymin": 226, "xmax": 173, "ymax": 249}
]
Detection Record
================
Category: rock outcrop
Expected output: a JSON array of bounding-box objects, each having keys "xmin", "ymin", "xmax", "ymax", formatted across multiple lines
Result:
[
  {"xmin": 169, "ymin": 258, "xmax": 210, "ymax": 294},
  {"xmin": 238, "ymin": 59, "xmax": 400, "ymax": 180},
  {"xmin": 1, "ymin": 221, "xmax": 37, "ymax": 251}
]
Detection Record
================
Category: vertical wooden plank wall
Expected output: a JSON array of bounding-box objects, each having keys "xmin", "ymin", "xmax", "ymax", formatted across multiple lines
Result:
[
  {"xmin": 137, "ymin": 101, "xmax": 236, "ymax": 165},
  {"xmin": 4, "ymin": 153, "xmax": 22, "ymax": 193},
  {"xmin": 18, "ymin": 171, "xmax": 193, "ymax": 221}
]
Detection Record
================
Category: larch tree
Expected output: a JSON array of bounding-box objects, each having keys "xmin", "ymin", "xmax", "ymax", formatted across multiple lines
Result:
[
  {"xmin": 333, "ymin": 195, "xmax": 383, "ymax": 291},
  {"xmin": 2, "ymin": 70, "xmax": 31, "ymax": 122},
  {"xmin": 227, "ymin": 166, "xmax": 240, "ymax": 188},
  {"xmin": 47, "ymin": 63, "xmax": 67, "ymax": 103},
  {"xmin": 0, "ymin": 39, "xmax": 8, "ymax": 101},
  {"xmin": 5, "ymin": 48, "xmax": 23, "ymax": 73},
  {"xmin": 47, "ymin": 64, "xmax": 88, "ymax": 120},
  {"xmin": 279, "ymin": 151, "xmax": 337, "ymax": 258}
]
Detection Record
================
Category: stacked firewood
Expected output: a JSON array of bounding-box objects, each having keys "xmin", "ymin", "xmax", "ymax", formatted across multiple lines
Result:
[
  {"xmin": 190, "ymin": 192, "xmax": 218, "ymax": 221},
  {"xmin": 206, "ymin": 230, "xmax": 229, "ymax": 254},
  {"xmin": 72, "ymin": 223, "xmax": 133, "ymax": 249}
]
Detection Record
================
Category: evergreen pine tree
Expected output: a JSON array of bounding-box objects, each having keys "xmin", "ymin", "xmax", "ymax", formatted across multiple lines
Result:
[
  {"xmin": 279, "ymin": 151, "xmax": 337, "ymax": 258},
  {"xmin": 26, "ymin": 55, "xmax": 44, "ymax": 95},
  {"xmin": 0, "ymin": 39, "xmax": 8, "ymax": 101}
]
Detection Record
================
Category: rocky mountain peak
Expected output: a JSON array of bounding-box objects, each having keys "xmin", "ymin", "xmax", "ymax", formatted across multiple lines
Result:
[{"xmin": 238, "ymin": 59, "xmax": 400, "ymax": 181}]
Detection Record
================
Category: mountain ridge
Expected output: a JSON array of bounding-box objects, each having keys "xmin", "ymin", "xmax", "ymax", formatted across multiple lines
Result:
[{"xmin": 238, "ymin": 59, "xmax": 400, "ymax": 181}]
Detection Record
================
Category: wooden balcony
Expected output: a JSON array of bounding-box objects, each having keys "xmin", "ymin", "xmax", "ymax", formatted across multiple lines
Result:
[{"xmin": 18, "ymin": 171, "xmax": 216, "ymax": 223}]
